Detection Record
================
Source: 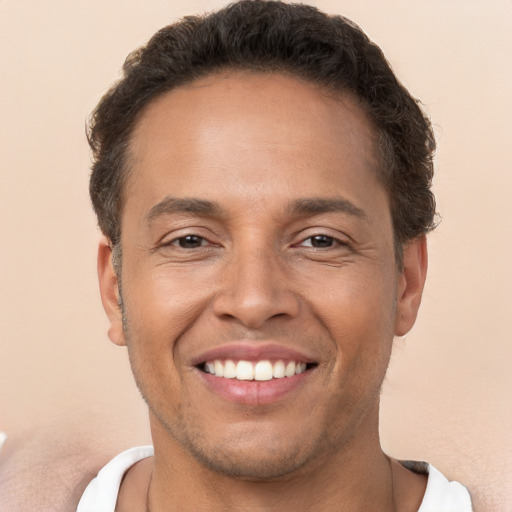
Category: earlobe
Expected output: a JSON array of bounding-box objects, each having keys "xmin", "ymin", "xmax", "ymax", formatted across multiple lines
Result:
[
  {"xmin": 97, "ymin": 236, "xmax": 126, "ymax": 346},
  {"xmin": 394, "ymin": 235, "xmax": 428, "ymax": 337}
]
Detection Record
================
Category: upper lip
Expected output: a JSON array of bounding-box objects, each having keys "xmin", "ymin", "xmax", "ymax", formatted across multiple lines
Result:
[{"xmin": 190, "ymin": 341, "xmax": 317, "ymax": 366}]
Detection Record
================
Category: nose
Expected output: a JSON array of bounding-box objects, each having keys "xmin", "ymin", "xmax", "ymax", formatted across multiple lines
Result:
[{"xmin": 212, "ymin": 244, "xmax": 300, "ymax": 329}]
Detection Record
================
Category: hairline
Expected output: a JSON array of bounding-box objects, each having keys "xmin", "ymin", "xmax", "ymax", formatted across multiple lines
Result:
[{"xmin": 110, "ymin": 68, "xmax": 406, "ymax": 269}]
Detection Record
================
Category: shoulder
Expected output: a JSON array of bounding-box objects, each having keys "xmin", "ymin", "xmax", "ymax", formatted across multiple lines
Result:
[
  {"xmin": 0, "ymin": 430, "xmax": 116, "ymax": 512},
  {"xmin": 77, "ymin": 446, "xmax": 154, "ymax": 512}
]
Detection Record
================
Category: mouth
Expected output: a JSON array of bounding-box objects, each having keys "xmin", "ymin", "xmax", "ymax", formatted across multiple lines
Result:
[
  {"xmin": 191, "ymin": 343, "xmax": 319, "ymax": 405},
  {"xmin": 198, "ymin": 359, "xmax": 317, "ymax": 381}
]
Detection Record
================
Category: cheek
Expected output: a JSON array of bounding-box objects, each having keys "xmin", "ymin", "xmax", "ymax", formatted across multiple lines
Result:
[
  {"xmin": 120, "ymin": 263, "xmax": 220, "ymax": 367},
  {"xmin": 304, "ymin": 268, "xmax": 397, "ymax": 365},
  {"xmin": 120, "ymin": 270, "xmax": 208, "ymax": 408}
]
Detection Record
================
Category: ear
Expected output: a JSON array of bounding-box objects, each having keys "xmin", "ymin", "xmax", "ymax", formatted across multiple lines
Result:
[
  {"xmin": 97, "ymin": 236, "xmax": 126, "ymax": 346},
  {"xmin": 394, "ymin": 235, "xmax": 428, "ymax": 336}
]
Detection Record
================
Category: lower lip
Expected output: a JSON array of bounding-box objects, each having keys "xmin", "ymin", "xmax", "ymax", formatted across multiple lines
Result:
[{"xmin": 197, "ymin": 369, "xmax": 312, "ymax": 405}]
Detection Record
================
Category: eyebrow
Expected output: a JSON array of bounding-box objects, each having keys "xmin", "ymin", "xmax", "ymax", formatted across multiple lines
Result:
[
  {"xmin": 145, "ymin": 195, "xmax": 366, "ymax": 223},
  {"xmin": 287, "ymin": 197, "xmax": 367, "ymax": 220},
  {"xmin": 145, "ymin": 196, "xmax": 223, "ymax": 223}
]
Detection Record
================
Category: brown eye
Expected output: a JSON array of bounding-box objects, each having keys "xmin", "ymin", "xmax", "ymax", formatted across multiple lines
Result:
[
  {"xmin": 306, "ymin": 235, "xmax": 335, "ymax": 248},
  {"xmin": 173, "ymin": 235, "xmax": 206, "ymax": 249}
]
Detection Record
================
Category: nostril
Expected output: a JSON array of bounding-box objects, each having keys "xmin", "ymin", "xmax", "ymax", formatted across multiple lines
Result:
[{"xmin": 270, "ymin": 312, "xmax": 288, "ymax": 319}]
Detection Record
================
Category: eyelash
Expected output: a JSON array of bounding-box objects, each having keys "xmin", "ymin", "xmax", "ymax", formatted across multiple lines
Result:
[
  {"xmin": 296, "ymin": 234, "xmax": 348, "ymax": 249},
  {"xmin": 165, "ymin": 233, "xmax": 348, "ymax": 250},
  {"xmin": 167, "ymin": 234, "xmax": 213, "ymax": 249}
]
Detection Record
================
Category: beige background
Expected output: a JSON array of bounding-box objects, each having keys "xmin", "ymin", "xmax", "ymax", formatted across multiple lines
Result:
[{"xmin": 0, "ymin": 1, "xmax": 511, "ymax": 510}]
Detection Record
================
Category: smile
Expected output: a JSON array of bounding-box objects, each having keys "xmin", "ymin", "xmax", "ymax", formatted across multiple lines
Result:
[
  {"xmin": 192, "ymin": 342, "xmax": 319, "ymax": 404},
  {"xmin": 201, "ymin": 359, "xmax": 314, "ymax": 381}
]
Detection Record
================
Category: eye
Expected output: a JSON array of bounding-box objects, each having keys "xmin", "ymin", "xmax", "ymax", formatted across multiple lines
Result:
[
  {"xmin": 171, "ymin": 235, "xmax": 208, "ymax": 249},
  {"xmin": 300, "ymin": 234, "xmax": 338, "ymax": 248}
]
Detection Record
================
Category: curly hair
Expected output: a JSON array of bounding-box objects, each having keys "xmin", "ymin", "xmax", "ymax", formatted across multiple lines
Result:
[{"xmin": 88, "ymin": 0, "xmax": 437, "ymax": 265}]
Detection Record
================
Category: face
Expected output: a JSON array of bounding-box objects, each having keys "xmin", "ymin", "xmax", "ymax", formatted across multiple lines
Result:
[{"xmin": 98, "ymin": 72, "xmax": 426, "ymax": 480}]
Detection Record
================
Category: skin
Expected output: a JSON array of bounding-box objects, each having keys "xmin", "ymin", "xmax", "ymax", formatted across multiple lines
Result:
[{"xmin": 98, "ymin": 71, "xmax": 428, "ymax": 511}]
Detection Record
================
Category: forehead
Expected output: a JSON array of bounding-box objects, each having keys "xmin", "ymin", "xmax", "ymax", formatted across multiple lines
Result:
[{"xmin": 124, "ymin": 71, "xmax": 386, "ymax": 221}]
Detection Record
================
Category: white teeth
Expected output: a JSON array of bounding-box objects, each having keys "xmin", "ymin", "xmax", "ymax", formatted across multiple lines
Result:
[
  {"xmin": 285, "ymin": 361, "xmax": 296, "ymax": 377},
  {"xmin": 214, "ymin": 360, "xmax": 224, "ymax": 377},
  {"xmin": 296, "ymin": 362, "xmax": 306, "ymax": 374},
  {"xmin": 235, "ymin": 360, "xmax": 254, "ymax": 381},
  {"xmin": 272, "ymin": 360, "xmax": 286, "ymax": 379},
  {"xmin": 254, "ymin": 360, "xmax": 273, "ymax": 381},
  {"xmin": 205, "ymin": 359, "xmax": 311, "ymax": 380},
  {"xmin": 223, "ymin": 359, "xmax": 236, "ymax": 379}
]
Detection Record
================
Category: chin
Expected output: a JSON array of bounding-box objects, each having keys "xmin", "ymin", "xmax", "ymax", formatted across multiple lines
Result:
[
  {"xmin": 168, "ymin": 416, "xmax": 339, "ymax": 481},
  {"xmin": 183, "ymin": 440, "xmax": 313, "ymax": 481}
]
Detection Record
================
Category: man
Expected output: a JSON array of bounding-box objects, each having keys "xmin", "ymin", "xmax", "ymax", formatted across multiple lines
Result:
[{"xmin": 78, "ymin": 1, "xmax": 472, "ymax": 510}]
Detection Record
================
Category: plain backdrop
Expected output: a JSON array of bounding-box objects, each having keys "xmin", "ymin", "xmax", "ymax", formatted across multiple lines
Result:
[{"xmin": 0, "ymin": 1, "xmax": 511, "ymax": 510}]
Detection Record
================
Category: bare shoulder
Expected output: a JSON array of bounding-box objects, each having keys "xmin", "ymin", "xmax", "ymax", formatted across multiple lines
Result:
[{"xmin": 0, "ymin": 428, "xmax": 115, "ymax": 512}]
